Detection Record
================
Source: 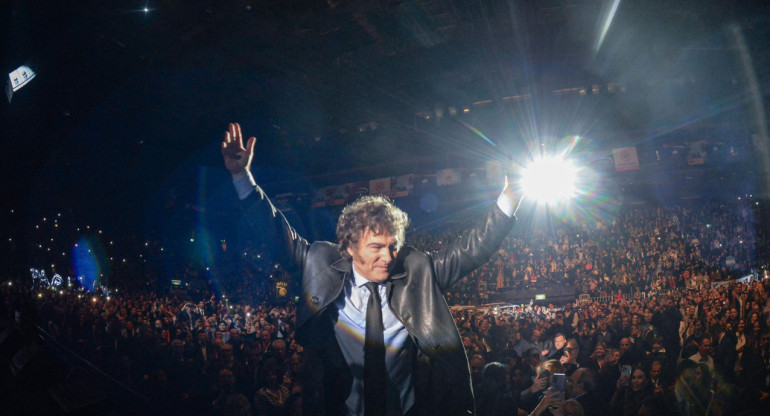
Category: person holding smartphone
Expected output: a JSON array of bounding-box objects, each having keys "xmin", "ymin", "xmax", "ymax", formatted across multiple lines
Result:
[
  {"xmin": 610, "ymin": 367, "xmax": 653, "ymax": 416},
  {"xmin": 520, "ymin": 360, "xmax": 565, "ymax": 413}
]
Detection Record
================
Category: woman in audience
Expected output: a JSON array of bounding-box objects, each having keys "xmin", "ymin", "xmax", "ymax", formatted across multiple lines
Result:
[{"xmin": 610, "ymin": 367, "xmax": 652, "ymax": 416}]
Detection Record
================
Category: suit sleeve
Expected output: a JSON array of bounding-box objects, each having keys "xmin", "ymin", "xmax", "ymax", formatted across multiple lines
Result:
[
  {"xmin": 430, "ymin": 203, "xmax": 516, "ymax": 292},
  {"xmin": 236, "ymin": 180, "xmax": 310, "ymax": 274}
]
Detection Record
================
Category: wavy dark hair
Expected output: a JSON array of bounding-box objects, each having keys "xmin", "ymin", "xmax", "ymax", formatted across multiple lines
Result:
[{"xmin": 336, "ymin": 195, "xmax": 409, "ymax": 259}]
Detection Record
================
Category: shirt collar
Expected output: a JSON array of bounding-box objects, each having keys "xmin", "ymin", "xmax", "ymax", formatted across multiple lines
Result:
[{"xmin": 351, "ymin": 264, "xmax": 378, "ymax": 289}]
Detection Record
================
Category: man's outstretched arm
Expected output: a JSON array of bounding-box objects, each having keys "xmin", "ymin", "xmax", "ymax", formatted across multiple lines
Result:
[
  {"xmin": 221, "ymin": 122, "xmax": 308, "ymax": 271},
  {"xmin": 430, "ymin": 174, "xmax": 520, "ymax": 291}
]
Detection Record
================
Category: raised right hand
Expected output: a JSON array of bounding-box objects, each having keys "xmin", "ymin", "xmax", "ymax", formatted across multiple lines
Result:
[
  {"xmin": 531, "ymin": 387, "xmax": 563, "ymax": 416},
  {"xmin": 221, "ymin": 122, "xmax": 256, "ymax": 176},
  {"xmin": 616, "ymin": 374, "xmax": 629, "ymax": 390},
  {"xmin": 530, "ymin": 375, "xmax": 548, "ymax": 394}
]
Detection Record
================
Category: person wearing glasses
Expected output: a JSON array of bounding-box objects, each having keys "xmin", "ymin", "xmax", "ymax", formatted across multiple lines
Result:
[{"xmin": 560, "ymin": 338, "xmax": 582, "ymax": 375}]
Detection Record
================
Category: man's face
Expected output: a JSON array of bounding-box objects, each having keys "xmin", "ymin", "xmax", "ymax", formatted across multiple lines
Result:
[
  {"xmin": 463, "ymin": 337, "xmax": 472, "ymax": 348},
  {"xmin": 273, "ymin": 341, "xmax": 287, "ymax": 358},
  {"xmin": 347, "ymin": 229, "xmax": 397, "ymax": 283},
  {"xmin": 554, "ymin": 335, "xmax": 566, "ymax": 350},
  {"xmin": 650, "ymin": 363, "xmax": 662, "ymax": 380},
  {"xmin": 470, "ymin": 357, "xmax": 485, "ymax": 376},
  {"xmin": 699, "ymin": 338, "xmax": 712, "ymax": 357},
  {"xmin": 619, "ymin": 338, "xmax": 631, "ymax": 353},
  {"xmin": 479, "ymin": 319, "xmax": 490, "ymax": 334},
  {"xmin": 532, "ymin": 329, "xmax": 542, "ymax": 341}
]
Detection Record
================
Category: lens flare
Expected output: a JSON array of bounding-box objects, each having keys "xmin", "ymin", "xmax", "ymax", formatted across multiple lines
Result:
[
  {"xmin": 73, "ymin": 237, "xmax": 105, "ymax": 292},
  {"xmin": 520, "ymin": 156, "xmax": 578, "ymax": 203}
]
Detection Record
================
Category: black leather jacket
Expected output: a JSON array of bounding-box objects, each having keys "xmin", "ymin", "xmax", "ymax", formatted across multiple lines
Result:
[{"xmin": 239, "ymin": 184, "xmax": 516, "ymax": 415}]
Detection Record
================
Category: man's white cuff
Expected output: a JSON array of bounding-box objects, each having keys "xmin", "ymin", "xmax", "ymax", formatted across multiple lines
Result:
[
  {"xmin": 232, "ymin": 171, "xmax": 256, "ymax": 200},
  {"xmin": 496, "ymin": 192, "xmax": 516, "ymax": 217}
]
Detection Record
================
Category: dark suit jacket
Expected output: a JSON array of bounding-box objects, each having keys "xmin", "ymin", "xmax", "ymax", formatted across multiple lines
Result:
[
  {"xmin": 239, "ymin": 184, "xmax": 516, "ymax": 415},
  {"xmin": 714, "ymin": 332, "xmax": 737, "ymax": 381}
]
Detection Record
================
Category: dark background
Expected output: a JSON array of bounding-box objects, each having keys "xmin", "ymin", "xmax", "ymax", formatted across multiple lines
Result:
[{"xmin": 2, "ymin": 0, "xmax": 769, "ymax": 274}]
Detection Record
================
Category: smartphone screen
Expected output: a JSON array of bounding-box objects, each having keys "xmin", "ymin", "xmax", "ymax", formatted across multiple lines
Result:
[
  {"xmin": 621, "ymin": 365, "xmax": 632, "ymax": 378},
  {"xmin": 552, "ymin": 373, "xmax": 566, "ymax": 392}
]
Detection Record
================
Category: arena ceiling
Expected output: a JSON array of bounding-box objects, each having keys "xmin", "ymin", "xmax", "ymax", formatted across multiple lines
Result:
[{"xmin": 2, "ymin": 0, "xmax": 770, "ymax": 227}]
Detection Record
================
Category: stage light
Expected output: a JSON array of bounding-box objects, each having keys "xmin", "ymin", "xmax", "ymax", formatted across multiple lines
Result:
[{"xmin": 520, "ymin": 156, "xmax": 578, "ymax": 203}]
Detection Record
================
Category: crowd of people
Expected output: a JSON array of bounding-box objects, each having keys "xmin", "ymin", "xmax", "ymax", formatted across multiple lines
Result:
[
  {"xmin": 2, "ymin": 197, "xmax": 770, "ymax": 415},
  {"xmin": 454, "ymin": 278, "xmax": 770, "ymax": 415},
  {"xmin": 437, "ymin": 197, "xmax": 767, "ymax": 306}
]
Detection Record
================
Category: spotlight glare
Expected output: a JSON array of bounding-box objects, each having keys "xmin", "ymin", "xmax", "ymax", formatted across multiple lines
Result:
[{"xmin": 520, "ymin": 156, "xmax": 578, "ymax": 203}]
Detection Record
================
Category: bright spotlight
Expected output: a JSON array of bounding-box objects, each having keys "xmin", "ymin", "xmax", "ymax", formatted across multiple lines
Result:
[{"xmin": 520, "ymin": 156, "xmax": 578, "ymax": 203}]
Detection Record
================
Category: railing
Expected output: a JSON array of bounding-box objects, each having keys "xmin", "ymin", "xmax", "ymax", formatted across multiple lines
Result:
[{"xmin": 587, "ymin": 287, "xmax": 688, "ymax": 303}]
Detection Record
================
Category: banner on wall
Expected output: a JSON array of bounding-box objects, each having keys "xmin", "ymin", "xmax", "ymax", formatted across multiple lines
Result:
[
  {"xmin": 612, "ymin": 147, "xmax": 640, "ymax": 171},
  {"xmin": 436, "ymin": 169, "xmax": 460, "ymax": 186},
  {"xmin": 345, "ymin": 182, "xmax": 369, "ymax": 204},
  {"xmin": 369, "ymin": 177, "xmax": 392, "ymax": 196},
  {"xmin": 393, "ymin": 174, "xmax": 412, "ymax": 197},
  {"xmin": 711, "ymin": 274, "xmax": 755, "ymax": 289}
]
